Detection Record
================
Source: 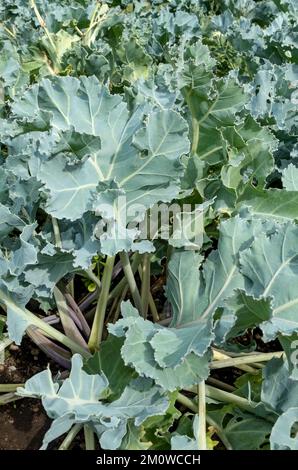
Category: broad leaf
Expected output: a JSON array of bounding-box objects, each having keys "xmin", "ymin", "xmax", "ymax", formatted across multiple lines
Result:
[
  {"xmin": 17, "ymin": 354, "xmax": 169, "ymax": 450},
  {"xmin": 270, "ymin": 408, "xmax": 298, "ymax": 450},
  {"xmin": 261, "ymin": 358, "xmax": 298, "ymax": 414},
  {"xmin": 109, "ymin": 301, "xmax": 211, "ymax": 391},
  {"xmin": 215, "ymin": 290, "xmax": 273, "ymax": 345},
  {"xmin": 282, "ymin": 164, "xmax": 298, "ymax": 191},
  {"xmin": 207, "ymin": 404, "xmax": 272, "ymax": 450},
  {"xmin": 240, "ymin": 223, "xmax": 298, "ymax": 339},
  {"xmin": 166, "ymin": 216, "xmax": 268, "ymax": 333},
  {"xmin": 84, "ymin": 336, "xmax": 136, "ymax": 398},
  {"xmin": 238, "ymin": 188, "xmax": 298, "ymax": 222}
]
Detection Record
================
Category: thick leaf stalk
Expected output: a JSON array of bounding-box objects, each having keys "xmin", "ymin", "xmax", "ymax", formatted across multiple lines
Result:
[{"xmin": 88, "ymin": 256, "xmax": 115, "ymax": 352}]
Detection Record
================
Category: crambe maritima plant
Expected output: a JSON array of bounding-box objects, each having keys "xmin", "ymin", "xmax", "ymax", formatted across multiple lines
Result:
[{"xmin": 0, "ymin": 0, "xmax": 297, "ymax": 451}]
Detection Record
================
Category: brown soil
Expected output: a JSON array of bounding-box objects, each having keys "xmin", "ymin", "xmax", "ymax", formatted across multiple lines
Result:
[
  {"xmin": 0, "ymin": 339, "xmax": 53, "ymax": 450},
  {"xmin": 0, "ymin": 338, "xmax": 87, "ymax": 450},
  {"xmin": 0, "ymin": 399, "xmax": 50, "ymax": 450}
]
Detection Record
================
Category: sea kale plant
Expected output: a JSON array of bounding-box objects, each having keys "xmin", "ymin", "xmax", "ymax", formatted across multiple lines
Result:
[{"xmin": 0, "ymin": 0, "xmax": 297, "ymax": 451}]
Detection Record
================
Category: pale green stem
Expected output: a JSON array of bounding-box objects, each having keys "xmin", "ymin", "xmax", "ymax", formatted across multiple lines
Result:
[
  {"xmin": 191, "ymin": 118, "xmax": 199, "ymax": 156},
  {"xmin": 84, "ymin": 425, "xmax": 95, "ymax": 450},
  {"xmin": 177, "ymin": 392, "xmax": 197, "ymax": 412},
  {"xmin": 108, "ymin": 254, "xmax": 140, "ymax": 301},
  {"xmin": 140, "ymin": 254, "xmax": 151, "ymax": 319},
  {"xmin": 51, "ymin": 217, "xmax": 62, "ymax": 249},
  {"xmin": 87, "ymin": 10, "xmax": 108, "ymax": 45},
  {"xmin": 206, "ymin": 385, "xmax": 255, "ymax": 409},
  {"xmin": 205, "ymin": 414, "xmax": 232, "ymax": 450},
  {"xmin": 119, "ymin": 252, "xmax": 143, "ymax": 315},
  {"xmin": 0, "ymin": 289, "xmax": 90, "ymax": 358},
  {"xmin": 0, "ymin": 335, "xmax": 13, "ymax": 354},
  {"xmin": 197, "ymin": 381, "xmax": 207, "ymax": 450},
  {"xmin": 138, "ymin": 265, "xmax": 159, "ymax": 321},
  {"xmin": 108, "ymin": 277, "xmax": 127, "ymax": 303},
  {"xmin": 0, "ymin": 23, "xmax": 15, "ymax": 38},
  {"xmin": 184, "ymin": 385, "xmax": 256, "ymax": 411},
  {"xmin": 207, "ymin": 377, "xmax": 235, "ymax": 393},
  {"xmin": 0, "ymin": 383, "xmax": 24, "ymax": 392},
  {"xmin": 215, "ymin": 363, "xmax": 257, "ymax": 374},
  {"xmin": 108, "ymin": 294, "xmax": 120, "ymax": 323},
  {"xmin": 148, "ymin": 293, "xmax": 160, "ymax": 322},
  {"xmin": 251, "ymin": 362, "xmax": 265, "ymax": 369},
  {"xmin": 88, "ymin": 256, "xmax": 115, "ymax": 352},
  {"xmin": 67, "ymin": 278, "xmax": 75, "ymax": 298},
  {"xmin": 0, "ymin": 393, "xmax": 23, "ymax": 406},
  {"xmin": 106, "ymin": 283, "xmax": 129, "ymax": 324},
  {"xmin": 187, "ymin": 385, "xmax": 258, "ymax": 411},
  {"xmin": 59, "ymin": 424, "xmax": 82, "ymax": 450},
  {"xmin": 176, "ymin": 393, "xmax": 232, "ymax": 450},
  {"xmin": 112, "ymin": 285, "xmax": 129, "ymax": 323},
  {"xmin": 44, "ymin": 53, "xmax": 56, "ymax": 76},
  {"xmin": 210, "ymin": 351, "xmax": 284, "ymax": 370},
  {"xmin": 138, "ymin": 262, "xmax": 159, "ymax": 321},
  {"xmin": 83, "ymin": 2, "xmax": 108, "ymax": 47},
  {"xmin": 74, "ymin": 25, "xmax": 83, "ymax": 36},
  {"xmin": 53, "ymin": 286, "xmax": 89, "ymax": 352},
  {"xmin": 204, "ymin": 386, "xmax": 277, "ymax": 424},
  {"xmin": 85, "ymin": 268, "xmax": 102, "ymax": 291},
  {"xmin": 180, "ymin": 382, "xmax": 275, "ymax": 444},
  {"xmin": 86, "ymin": 2, "xmax": 101, "ymax": 32},
  {"xmin": 212, "ymin": 349, "xmax": 258, "ymax": 374},
  {"xmin": 30, "ymin": 0, "xmax": 56, "ymax": 50}
]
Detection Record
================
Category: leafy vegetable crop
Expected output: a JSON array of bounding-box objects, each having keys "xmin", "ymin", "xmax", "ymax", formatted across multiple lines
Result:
[{"xmin": 0, "ymin": 0, "xmax": 297, "ymax": 451}]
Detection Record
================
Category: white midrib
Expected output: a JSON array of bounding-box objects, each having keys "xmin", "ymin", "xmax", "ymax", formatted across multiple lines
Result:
[
  {"xmin": 197, "ymin": 96, "xmax": 219, "ymax": 125},
  {"xmin": 88, "ymin": 156, "xmax": 105, "ymax": 181},
  {"xmin": 249, "ymin": 197, "xmax": 298, "ymax": 221},
  {"xmin": 199, "ymin": 145, "xmax": 223, "ymax": 160},
  {"xmin": 199, "ymin": 220, "xmax": 238, "ymax": 321},
  {"xmin": 273, "ymin": 298, "xmax": 298, "ymax": 315},
  {"xmin": 177, "ymin": 264, "xmax": 237, "ymax": 329},
  {"xmin": 290, "ymin": 168, "xmax": 298, "ymax": 190},
  {"xmin": 119, "ymin": 119, "xmax": 179, "ymax": 186},
  {"xmin": 201, "ymin": 265, "xmax": 237, "ymax": 320},
  {"xmin": 105, "ymin": 106, "xmax": 133, "ymax": 181},
  {"xmin": 246, "ymin": 211, "xmax": 293, "ymax": 221},
  {"xmin": 263, "ymin": 254, "xmax": 296, "ymax": 297},
  {"xmin": 55, "ymin": 183, "xmax": 97, "ymax": 192}
]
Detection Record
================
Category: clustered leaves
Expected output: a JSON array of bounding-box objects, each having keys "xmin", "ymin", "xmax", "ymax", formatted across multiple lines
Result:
[{"xmin": 0, "ymin": 0, "xmax": 297, "ymax": 451}]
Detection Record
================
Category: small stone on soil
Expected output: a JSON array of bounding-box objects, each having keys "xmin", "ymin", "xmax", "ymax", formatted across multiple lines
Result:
[{"xmin": 31, "ymin": 348, "xmax": 39, "ymax": 356}]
